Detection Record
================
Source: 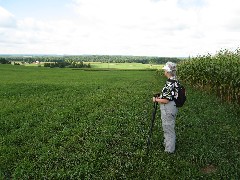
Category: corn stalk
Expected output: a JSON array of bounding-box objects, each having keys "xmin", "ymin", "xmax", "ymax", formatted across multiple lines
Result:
[{"xmin": 177, "ymin": 48, "xmax": 240, "ymax": 105}]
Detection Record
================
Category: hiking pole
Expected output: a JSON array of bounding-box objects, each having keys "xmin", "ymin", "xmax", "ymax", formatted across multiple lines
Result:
[{"xmin": 146, "ymin": 94, "xmax": 159, "ymax": 155}]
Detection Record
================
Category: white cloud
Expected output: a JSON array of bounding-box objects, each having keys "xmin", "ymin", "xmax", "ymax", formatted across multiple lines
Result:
[{"xmin": 0, "ymin": 0, "xmax": 240, "ymax": 56}]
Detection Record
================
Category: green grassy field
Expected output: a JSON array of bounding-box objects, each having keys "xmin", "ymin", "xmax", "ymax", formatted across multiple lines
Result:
[
  {"xmin": 0, "ymin": 65, "xmax": 239, "ymax": 179},
  {"xmin": 90, "ymin": 62, "xmax": 163, "ymax": 69},
  {"xmin": 25, "ymin": 62, "xmax": 163, "ymax": 70}
]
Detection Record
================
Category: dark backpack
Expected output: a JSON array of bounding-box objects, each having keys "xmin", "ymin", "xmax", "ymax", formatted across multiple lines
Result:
[{"xmin": 169, "ymin": 79, "xmax": 186, "ymax": 107}]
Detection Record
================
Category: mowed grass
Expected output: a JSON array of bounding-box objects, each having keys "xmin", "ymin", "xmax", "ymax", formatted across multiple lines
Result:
[
  {"xmin": 0, "ymin": 65, "xmax": 239, "ymax": 179},
  {"xmin": 25, "ymin": 62, "xmax": 163, "ymax": 70},
  {"xmin": 90, "ymin": 62, "xmax": 163, "ymax": 69}
]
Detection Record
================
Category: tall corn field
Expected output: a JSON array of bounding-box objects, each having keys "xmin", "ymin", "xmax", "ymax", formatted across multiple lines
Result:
[{"xmin": 177, "ymin": 48, "xmax": 240, "ymax": 104}]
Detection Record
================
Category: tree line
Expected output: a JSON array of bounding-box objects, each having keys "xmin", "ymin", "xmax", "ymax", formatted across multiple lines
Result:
[
  {"xmin": 0, "ymin": 55, "xmax": 182, "ymax": 64},
  {"xmin": 0, "ymin": 57, "xmax": 11, "ymax": 64},
  {"xmin": 44, "ymin": 61, "xmax": 90, "ymax": 68}
]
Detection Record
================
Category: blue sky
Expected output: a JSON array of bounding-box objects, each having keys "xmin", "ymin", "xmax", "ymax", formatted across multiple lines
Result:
[
  {"xmin": 0, "ymin": 0, "xmax": 240, "ymax": 56},
  {"xmin": 0, "ymin": 0, "xmax": 73, "ymax": 20}
]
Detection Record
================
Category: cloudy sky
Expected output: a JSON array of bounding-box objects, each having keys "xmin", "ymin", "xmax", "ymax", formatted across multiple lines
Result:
[{"xmin": 0, "ymin": 0, "xmax": 240, "ymax": 57}]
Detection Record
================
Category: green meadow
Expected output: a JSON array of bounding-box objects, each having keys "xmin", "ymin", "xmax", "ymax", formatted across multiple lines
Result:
[
  {"xmin": 25, "ymin": 62, "xmax": 163, "ymax": 70},
  {"xmin": 89, "ymin": 62, "xmax": 163, "ymax": 69},
  {"xmin": 0, "ymin": 65, "xmax": 239, "ymax": 179}
]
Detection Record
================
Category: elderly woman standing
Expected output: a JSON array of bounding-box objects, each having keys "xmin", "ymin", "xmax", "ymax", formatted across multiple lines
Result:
[{"xmin": 153, "ymin": 62, "xmax": 179, "ymax": 153}]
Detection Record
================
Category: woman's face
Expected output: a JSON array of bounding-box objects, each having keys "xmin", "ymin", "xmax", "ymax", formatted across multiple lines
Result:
[{"xmin": 164, "ymin": 70, "xmax": 168, "ymax": 77}]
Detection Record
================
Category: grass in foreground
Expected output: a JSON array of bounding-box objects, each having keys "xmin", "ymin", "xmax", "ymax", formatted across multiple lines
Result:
[{"xmin": 0, "ymin": 65, "xmax": 239, "ymax": 179}]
